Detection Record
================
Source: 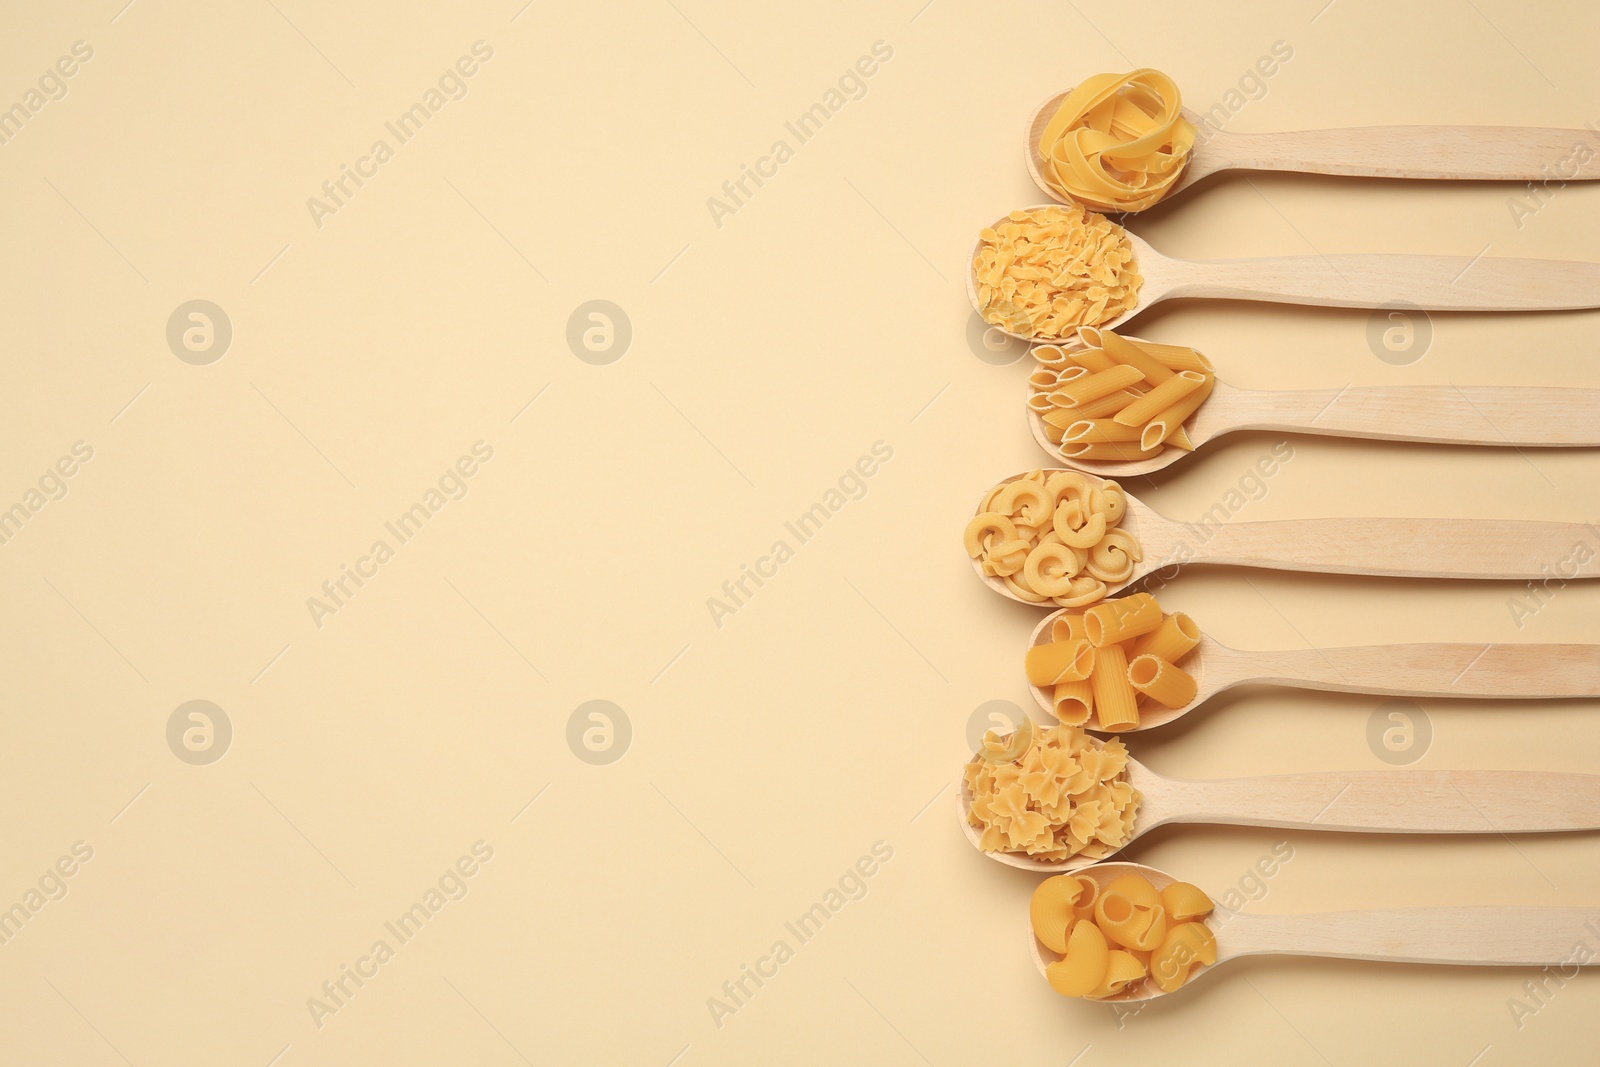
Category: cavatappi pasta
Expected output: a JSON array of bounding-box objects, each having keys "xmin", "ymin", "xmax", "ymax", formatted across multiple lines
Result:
[
  {"xmin": 965, "ymin": 470, "xmax": 1142, "ymax": 608},
  {"xmin": 1029, "ymin": 328, "xmax": 1216, "ymax": 460},
  {"xmin": 1031, "ymin": 872, "xmax": 1216, "ymax": 999},
  {"xmin": 973, "ymin": 205, "xmax": 1141, "ymax": 340},
  {"xmin": 1025, "ymin": 593, "xmax": 1201, "ymax": 729},
  {"xmin": 1036, "ymin": 69, "xmax": 1196, "ymax": 213},
  {"xmin": 964, "ymin": 723, "xmax": 1140, "ymax": 861}
]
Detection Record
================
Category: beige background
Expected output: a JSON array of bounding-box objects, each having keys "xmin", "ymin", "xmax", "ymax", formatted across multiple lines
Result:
[{"xmin": 1, "ymin": 0, "xmax": 1597, "ymax": 1063}]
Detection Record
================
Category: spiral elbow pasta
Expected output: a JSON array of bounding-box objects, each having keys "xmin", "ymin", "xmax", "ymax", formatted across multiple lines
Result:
[
  {"xmin": 1030, "ymin": 328, "xmax": 1216, "ymax": 463},
  {"xmin": 1036, "ymin": 69, "xmax": 1196, "ymax": 213},
  {"xmin": 1031, "ymin": 871, "xmax": 1216, "ymax": 1000},
  {"xmin": 966, "ymin": 470, "xmax": 1142, "ymax": 608},
  {"xmin": 1025, "ymin": 594, "xmax": 1202, "ymax": 729}
]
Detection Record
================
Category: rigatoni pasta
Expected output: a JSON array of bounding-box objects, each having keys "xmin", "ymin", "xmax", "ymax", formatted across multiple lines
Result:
[
  {"xmin": 1026, "ymin": 595, "xmax": 1202, "ymax": 729},
  {"xmin": 1029, "ymin": 328, "xmax": 1216, "ymax": 461},
  {"xmin": 1031, "ymin": 870, "xmax": 1216, "ymax": 1000}
]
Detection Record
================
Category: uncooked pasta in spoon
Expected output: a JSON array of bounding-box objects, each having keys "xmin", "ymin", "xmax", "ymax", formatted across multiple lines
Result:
[
  {"xmin": 1036, "ymin": 69, "xmax": 1196, "ymax": 212},
  {"xmin": 973, "ymin": 205, "xmax": 1141, "ymax": 339},
  {"xmin": 964, "ymin": 722, "xmax": 1140, "ymax": 860},
  {"xmin": 965, "ymin": 469, "xmax": 1142, "ymax": 607}
]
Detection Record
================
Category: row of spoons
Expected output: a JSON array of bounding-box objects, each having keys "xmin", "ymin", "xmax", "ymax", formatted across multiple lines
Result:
[{"xmin": 970, "ymin": 78, "xmax": 1600, "ymax": 1000}]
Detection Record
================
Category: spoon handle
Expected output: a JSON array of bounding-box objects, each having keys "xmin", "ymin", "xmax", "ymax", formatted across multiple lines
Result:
[
  {"xmin": 1179, "ymin": 515, "xmax": 1600, "ymax": 580},
  {"xmin": 1226, "ymin": 384, "xmax": 1600, "ymax": 446},
  {"xmin": 1240, "ymin": 642, "xmax": 1600, "ymax": 699},
  {"xmin": 1158, "ymin": 253, "xmax": 1600, "ymax": 311},
  {"xmin": 1219, "ymin": 907, "xmax": 1600, "ymax": 967},
  {"xmin": 1160, "ymin": 768, "xmax": 1600, "ymax": 834},
  {"xmin": 1204, "ymin": 124, "xmax": 1599, "ymax": 183}
]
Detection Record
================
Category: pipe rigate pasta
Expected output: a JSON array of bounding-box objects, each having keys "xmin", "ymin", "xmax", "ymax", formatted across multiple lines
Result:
[
  {"xmin": 968, "ymin": 470, "xmax": 1139, "ymax": 608},
  {"xmin": 1031, "ymin": 871, "xmax": 1217, "ymax": 1000}
]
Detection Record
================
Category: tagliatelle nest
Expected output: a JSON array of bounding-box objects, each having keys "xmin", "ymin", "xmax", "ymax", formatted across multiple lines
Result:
[
  {"xmin": 965, "ymin": 723, "xmax": 1140, "ymax": 859},
  {"xmin": 973, "ymin": 204, "xmax": 1141, "ymax": 339}
]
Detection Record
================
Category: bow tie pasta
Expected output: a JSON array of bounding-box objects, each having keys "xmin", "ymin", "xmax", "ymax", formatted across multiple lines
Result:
[{"xmin": 963, "ymin": 723, "xmax": 1140, "ymax": 861}]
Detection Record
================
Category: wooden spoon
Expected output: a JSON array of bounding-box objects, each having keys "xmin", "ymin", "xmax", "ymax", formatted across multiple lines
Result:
[
  {"xmin": 957, "ymin": 737, "xmax": 1600, "ymax": 874},
  {"xmin": 969, "ymin": 469, "xmax": 1600, "ymax": 606},
  {"xmin": 1026, "ymin": 340, "xmax": 1600, "ymax": 477},
  {"xmin": 1028, "ymin": 861, "xmax": 1600, "ymax": 1002},
  {"xmin": 967, "ymin": 209, "xmax": 1600, "ymax": 343},
  {"xmin": 1024, "ymin": 94, "xmax": 1600, "ymax": 210},
  {"xmin": 1026, "ymin": 608, "xmax": 1600, "ymax": 731}
]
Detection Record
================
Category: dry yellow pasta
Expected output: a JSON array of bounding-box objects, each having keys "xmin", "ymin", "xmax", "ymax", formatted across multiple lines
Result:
[
  {"xmin": 963, "ymin": 723, "xmax": 1140, "ymax": 860},
  {"xmin": 1029, "ymin": 329, "xmax": 1216, "ymax": 460},
  {"xmin": 1083, "ymin": 592, "xmax": 1164, "ymax": 646},
  {"xmin": 1025, "ymin": 638, "xmax": 1095, "ymax": 686},
  {"xmin": 966, "ymin": 470, "xmax": 1141, "ymax": 608},
  {"xmin": 973, "ymin": 205, "xmax": 1141, "ymax": 339},
  {"xmin": 1128, "ymin": 654, "xmax": 1198, "ymax": 709},
  {"xmin": 1130, "ymin": 612, "xmax": 1200, "ymax": 664},
  {"xmin": 1090, "ymin": 645, "xmax": 1140, "ymax": 731},
  {"xmin": 1030, "ymin": 596, "xmax": 1202, "ymax": 730},
  {"xmin": 1052, "ymin": 679, "xmax": 1094, "ymax": 726},
  {"xmin": 1030, "ymin": 871, "xmax": 1217, "ymax": 1000},
  {"xmin": 1036, "ymin": 69, "xmax": 1196, "ymax": 213}
]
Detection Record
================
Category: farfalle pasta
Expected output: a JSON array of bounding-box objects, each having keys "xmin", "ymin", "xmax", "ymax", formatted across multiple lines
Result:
[
  {"xmin": 1036, "ymin": 69, "xmax": 1196, "ymax": 213},
  {"xmin": 1025, "ymin": 593, "xmax": 1201, "ymax": 729},
  {"xmin": 963, "ymin": 722, "xmax": 1140, "ymax": 861},
  {"xmin": 973, "ymin": 205, "xmax": 1141, "ymax": 339},
  {"xmin": 1029, "ymin": 328, "xmax": 1216, "ymax": 461},
  {"xmin": 966, "ymin": 469, "xmax": 1142, "ymax": 608},
  {"xmin": 1031, "ymin": 871, "xmax": 1216, "ymax": 1000}
]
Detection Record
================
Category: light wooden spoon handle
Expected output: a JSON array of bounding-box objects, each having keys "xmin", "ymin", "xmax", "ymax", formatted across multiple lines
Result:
[
  {"xmin": 1204, "ymin": 124, "xmax": 1600, "ymax": 182},
  {"xmin": 1226, "ymin": 384, "xmax": 1600, "ymax": 446},
  {"xmin": 1156, "ymin": 768, "xmax": 1600, "ymax": 833},
  {"xmin": 1220, "ymin": 907, "xmax": 1600, "ymax": 966},
  {"xmin": 1234, "ymin": 642, "xmax": 1600, "ymax": 699},
  {"xmin": 1156, "ymin": 252, "xmax": 1600, "ymax": 311},
  {"xmin": 1175, "ymin": 515, "xmax": 1600, "ymax": 580}
]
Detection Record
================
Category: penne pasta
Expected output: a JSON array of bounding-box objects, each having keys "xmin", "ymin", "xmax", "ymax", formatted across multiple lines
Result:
[
  {"xmin": 1112, "ymin": 370, "xmax": 1208, "ymax": 427},
  {"xmin": 1065, "ymin": 419, "xmax": 1145, "ymax": 445},
  {"xmin": 1054, "ymin": 364, "xmax": 1146, "ymax": 407}
]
